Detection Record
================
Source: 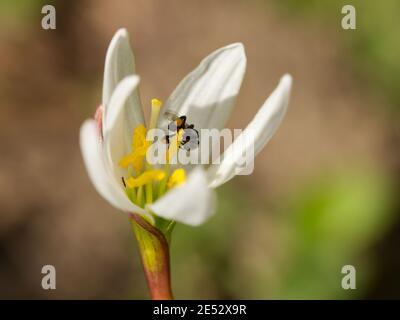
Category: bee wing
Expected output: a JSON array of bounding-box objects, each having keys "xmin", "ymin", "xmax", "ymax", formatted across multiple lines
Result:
[
  {"xmin": 158, "ymin": 110, "xmax": 177, "ymax": 133},
  {"xmin": 164, "ymin": 110, "xmax": 178, "ymax": 121}
]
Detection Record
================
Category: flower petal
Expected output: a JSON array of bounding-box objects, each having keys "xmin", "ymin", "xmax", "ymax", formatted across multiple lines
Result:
[
  {"xmin": 103, "ymin": 76, "xmax": 143, "ymax": 191},
  {"xmin": 103, "ymin": 75, "xmax": 140, "ymax": 136},
  {"xmin": 79, "ymin": 119, "xmax": 146, "ymax": 215},
  {"xmin": 158, "ymin": 43, "xmax": 246, "ymax": 131},
  {"xmin": 148, "ymin": 168, "xmax": 216, "ymax": 226},
  {"xmin": 208, "ymin": 74, "xmax": 292, "ymax": 188},
  {"xmin": 102, "ymin": 28, "xmax": 144, "ymax": 131}
]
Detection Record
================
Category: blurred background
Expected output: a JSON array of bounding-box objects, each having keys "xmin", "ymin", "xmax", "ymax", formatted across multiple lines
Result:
[{"xmin": 0, "ymin": 0, "xmax": 399, "ymax": 299}]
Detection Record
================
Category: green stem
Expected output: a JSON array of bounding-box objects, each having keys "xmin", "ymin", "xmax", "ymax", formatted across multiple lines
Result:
[
  {"xmin": 158, "ymin": 163, "xmax": 171, "ymax": 198},
  {"xmin": 129, "ymin": 213, "xmax": 173, "ymax": 300}
]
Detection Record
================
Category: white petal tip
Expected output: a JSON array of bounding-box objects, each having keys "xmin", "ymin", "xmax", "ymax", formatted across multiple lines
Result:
[
  {"xmin": 226, "ymin": 42, "xmax": 246, "ymax": 56},
  {"xmin": 125, "ymin": 74, "xmax": 140, "ymax": 85},
  {"xmin": 115, "ymin": 74, "xmax": 140, "ymax": 93},
  {"xmin": 108, "ymin": 29, "xmax": 130, "ymax": 51},
  {"xmin": 280, "ymin": 74, "xmax": 293, "ymax": 90},
  {"xmin": 104, "ymin": 75, "xmax": 140, "ymax": 134},
  {"xmin": 214, "ymin": 42, "xmax": 245, "ymax": 60},
  {"xmin": 149, "ymin": 168, "xmax": 216, "ymax": 226},
  {"xmin": 229, "ymin": 42, "xmax": 244, "ymax": 49},
  {"xmin": 114, "ymin": 28, "xmax": 129, "ymax": 39}
]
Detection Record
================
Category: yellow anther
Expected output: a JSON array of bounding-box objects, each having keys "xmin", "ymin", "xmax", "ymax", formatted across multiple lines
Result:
[
  {"xmin": 167, "ymin": 168, "xmax": 186, "ymax": 189},
  {"xmin": 149, "ymin": 98, "xmax": 162, "ymax": 131},
  {"xmin": 151, "ymin": 98, "xmax": 162, "ymax": 108},
  {"xmin": 119, "ymin": 149, "xmax": 146, "ymax": 171},
  {"xmin": 125, "ymin": 170, "xmax": 166, "ymax": 189},
  {"xmin": 119, "ymin": 124, "xmax": 150, "ymax": 172},
  {"xmin": 132, "ymin": 124, "xmax": 148, "ymax": 150}
]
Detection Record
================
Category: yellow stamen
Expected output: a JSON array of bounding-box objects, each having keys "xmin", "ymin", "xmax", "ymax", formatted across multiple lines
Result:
[
  {"xmin": 119, "ymin": 124, "xmax": 150, "ymax": 172},
  {"xmin": 167, "ymin": 168, "xmax": 186, "ymax": 189},
  {"xmin": 132, "ymin": 124, "xmax": 148, "ymax": 149},
  {"xmin": 151, "ymin": 98, "xmax": 162, "ymax": 108},
  {"xmin": 118, "ymin": 99, "xmax": 190, "ymax": 213},
  {"xmin": 149, "ymin": 98, "xmax": 162, "ymax": 130},
  {"xmin": 144, "ymin": 99, "xmax": 162, "ymax": 204},
  {"xmin": 125, "ymin": 170, "xmax": 166, "ymax": 189}
]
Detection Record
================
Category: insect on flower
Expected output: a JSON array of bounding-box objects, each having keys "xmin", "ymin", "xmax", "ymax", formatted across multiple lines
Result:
[
  {"xmin": 163, "ymin": 111, "xmax": 200, "ymax": 151},
  {"xmin": 79, "ymin": 28, "xmax": 292, "ymax": 300},
  {"xmin": 80, "ymin": 28, "xmax": 292, "ymax": 227}
]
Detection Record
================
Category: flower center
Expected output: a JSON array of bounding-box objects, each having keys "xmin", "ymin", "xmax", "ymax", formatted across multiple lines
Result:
[{"xmin": 118, "ymin": 98, "xmax": 187, "ymax": 209}]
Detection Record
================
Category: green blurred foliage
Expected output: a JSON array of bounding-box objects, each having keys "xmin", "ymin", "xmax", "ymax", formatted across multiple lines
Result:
[
  {"xmin": 0, "ymin": 0, "xmax": 46, "ymax": 20},
  {"xmin": 171, "ymin": 185, "xmax": 249, "ymax": 299},
  {"xmin": 275, "ymin": 0, "xmax": 400, "ymax": 110},
  {"xmin": 170, "ymin": 167, "xmax": 394, "ymax": 299},
  {"xmin": 280, "ymin": 167, "xmax": 394, "ymax": 299}
]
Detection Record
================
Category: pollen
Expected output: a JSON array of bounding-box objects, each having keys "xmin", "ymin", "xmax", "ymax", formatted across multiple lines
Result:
[
  {"xmin": 125, "ymin": 169, "xmax": 166, "ymax": 189},
  {"xmin": 149, "ymin": 98, "xmax": 162, "ymax": 130},
  {"xmin": 118, "ymin": 99, "xmax": 189, "ymax": 212},
  {"xmin": 151, "ymin": 98, "xmax": 162, "ymax": 108},
  {"xmin": 132, "ymin": 124, "xmax": 148, "ymax": 150},
  {"xmin": 167, "ymin": 168, "xmax": 186, "ymax": 189},
  {"xmin": 119, "ymin": 124, "xmax": 150, "ymax": 172}
]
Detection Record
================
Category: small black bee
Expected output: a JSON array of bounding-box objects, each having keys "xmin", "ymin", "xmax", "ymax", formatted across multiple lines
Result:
[{"xmin": 164, "ymin": 112, "xmax": 199, "ymax": 151}]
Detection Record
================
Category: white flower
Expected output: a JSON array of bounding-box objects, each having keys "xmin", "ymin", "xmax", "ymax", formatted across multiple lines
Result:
[{"xmin": 80, "ymin": 28, "xmax": 292, "ymax": 226}]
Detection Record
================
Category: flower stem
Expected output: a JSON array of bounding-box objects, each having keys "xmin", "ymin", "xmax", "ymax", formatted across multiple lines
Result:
[{"xmin": 129, "ymin": 213, "xmax": 173, "ymax": 300}]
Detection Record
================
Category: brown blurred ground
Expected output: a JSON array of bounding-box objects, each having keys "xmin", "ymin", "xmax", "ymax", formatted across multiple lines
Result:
[{"xmin": 0, "ymin": 0, "xmax": 397, "ymax": 298}]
